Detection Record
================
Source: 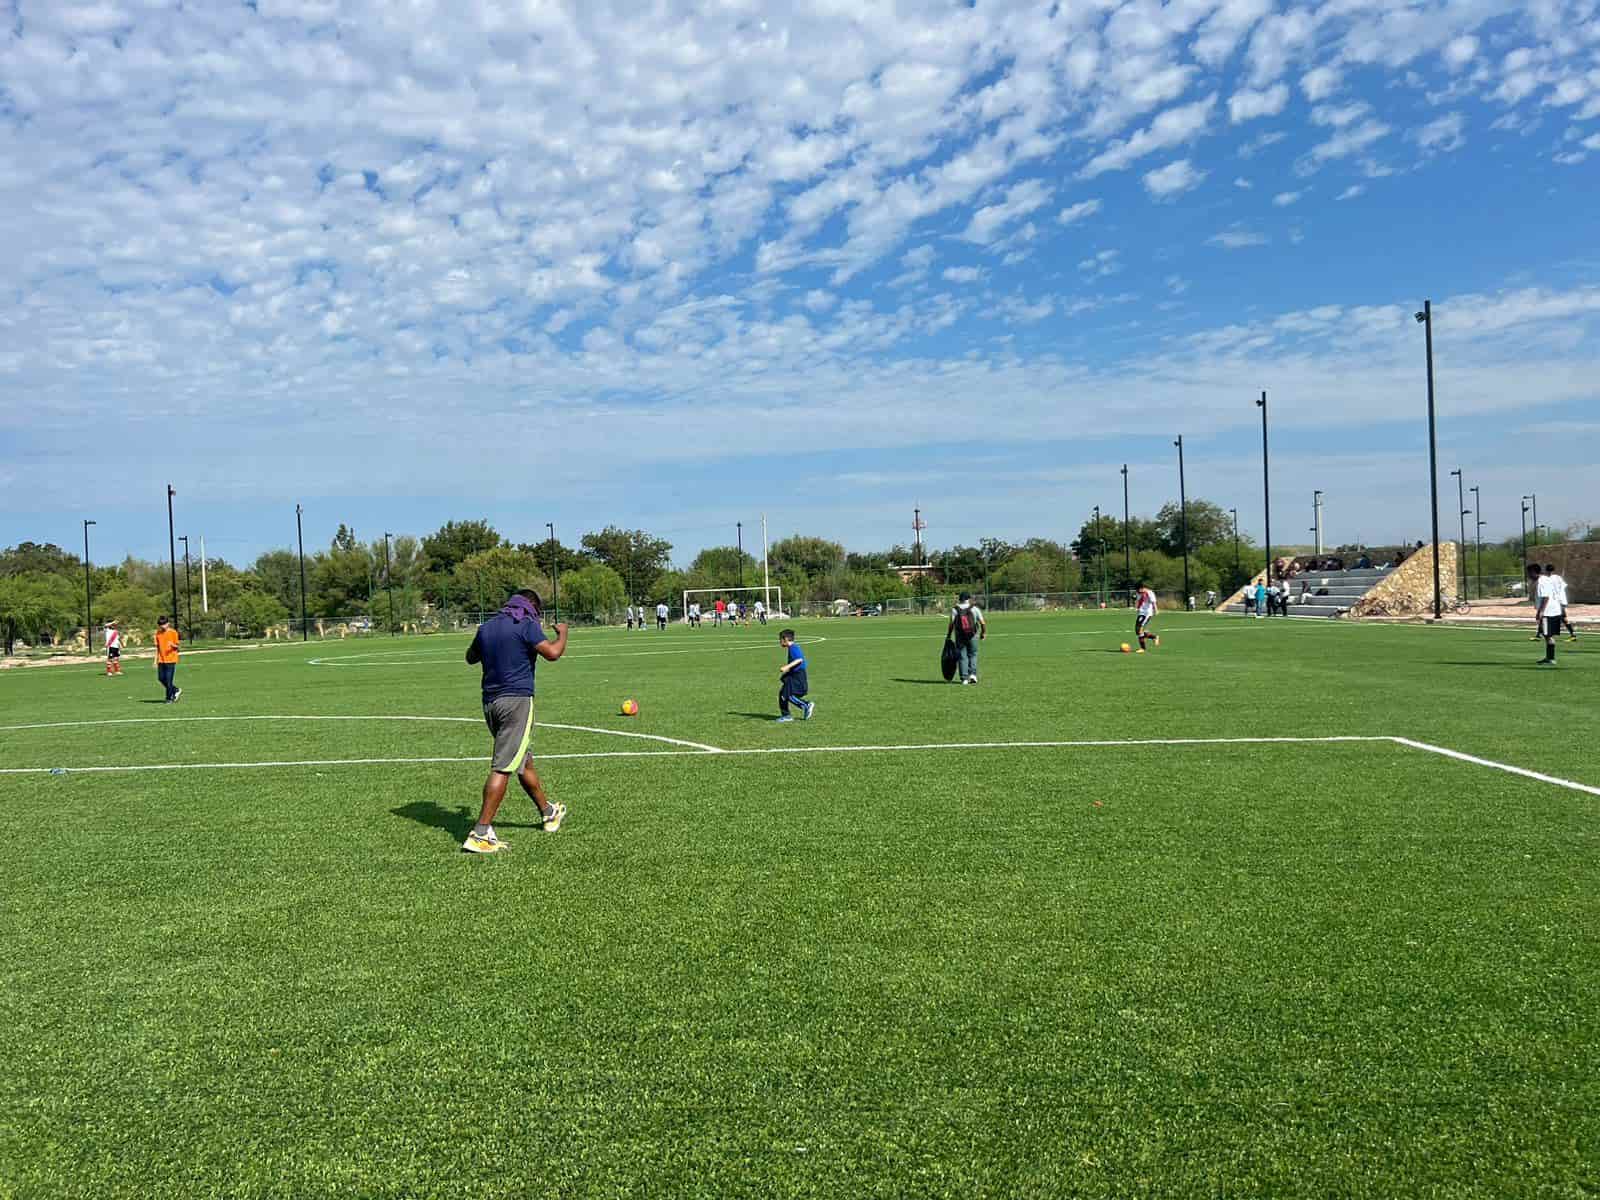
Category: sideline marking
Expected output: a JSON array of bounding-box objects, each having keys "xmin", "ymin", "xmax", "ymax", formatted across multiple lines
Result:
[
  {"xmin": 0, "ymin": 714, "xmax": 720, "ymax": 754},
  {"xmin": 1389, "ymin": 737, "xmax": 1600, "ymax": 799},
  {"xmin": 307, "ymin": 637, "xmax": 826, "ymax": 667}
]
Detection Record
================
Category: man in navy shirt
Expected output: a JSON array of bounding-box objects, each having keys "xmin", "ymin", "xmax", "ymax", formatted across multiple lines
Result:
[{"xmin": 461, "ymin": 589, "xmax": 569, "ymax": 854}]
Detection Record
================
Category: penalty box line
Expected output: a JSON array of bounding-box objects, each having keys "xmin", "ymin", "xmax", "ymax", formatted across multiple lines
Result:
[{"xmin": 6, "ymin": 735, "xmax": 1598, "ymax": 797}]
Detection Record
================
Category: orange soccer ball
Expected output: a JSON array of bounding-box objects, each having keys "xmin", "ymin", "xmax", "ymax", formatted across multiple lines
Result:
[
  {"xmin": 1120, "ymin": 643, "xmax": 1132, "ymax": 653},
  {"xmin": 620, "ymin": 699, "xmax": 640, "ymax": 716}
]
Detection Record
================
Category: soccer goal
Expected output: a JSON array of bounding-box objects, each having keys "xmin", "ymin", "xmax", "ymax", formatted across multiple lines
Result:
[{"xmin": 682, "ymin": 586, "xmax": 785, "ymax": 622}]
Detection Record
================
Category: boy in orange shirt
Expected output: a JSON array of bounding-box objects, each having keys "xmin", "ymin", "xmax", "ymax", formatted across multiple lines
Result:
[{"xmin": 154, "ymin": 616, "xmax": 182, "ymax": 703}]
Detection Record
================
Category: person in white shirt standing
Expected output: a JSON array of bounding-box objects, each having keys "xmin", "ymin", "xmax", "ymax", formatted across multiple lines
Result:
[
  {"xmin": 655, "ymin": 601, "xmax": 669, "ymax": 631},
  {"xmin": 1135, "ymin": 583, "xmax": 1160, "ymax": 653},
  {"xmin": 687, "ymin": 601, "xmax": 702, "ymax": 628},
  {"xmin": 1535, "ymin": 563, "xmax": 1565, "ymax": 666},
  {"xmin": 103, "ymin": 620, "xmax": 123, "ymax": 676},
  {"xmin": 753, "ymin": 598, "xmax": 766, "ymax": 625},
  {"xmin": 1552, "ymin": 568, "xmax": 1578, "ymax": 641}
]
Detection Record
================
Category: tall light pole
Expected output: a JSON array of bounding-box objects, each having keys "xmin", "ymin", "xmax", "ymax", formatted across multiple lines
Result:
[
  {"xmin": 1524, "ymin": 494, "xmax": 1539, "ymax": 548},
  {"xmin": 1415, "ymin": 301, "xmax": 1443, "ymax": 620},
  {"xmin": 1093, "ymin": 505, "xmax": 1106, "ymax": 606},
  {"xmin": 382, "ymin": 532, "xmax": 396, "ymax": 636},
  {"xmin": 295, "ymin": 504, "xmax": 309, "ymax": 641},
  {"xmin": 736, "ymin": 521, "xmax": 744, "ymax": 589},
  {"xmin": 1120, "ymin": 464, "xmax": 1131, "ymax": 596},
  {"xmin": 1230, "ymin": 508, "xmax": 1240, "ymax": 583},
  {"xmin": 1470, "ymin": 486, "xmax": 1484, "ymax": 599},
  {"xmin": 179, "ymin": 535, "xmax": 194, "ymax": 635},
  {"xmin": 82, "ymin": 519, "xmax": 96, "ymax": 652},
  {"xmin": 1450, "ymin": 468, "xmax": 1467, "ymax": 598},
  {"xmin": 1255, "ymin": 392, "xmax": 1272, "ymax": 585},
  {"xmin": 1174, "ymin": 436, "xmax": 1190, "ymax": 603},
  {"xmin": 1521, "ymin": 500, "xmax": 1530, "ymax": 577},
  {"xmin": 546, "ymin": 522, "xmax": 558, "ymax": 621},
  {"xmin": 1312, "ymin": 490, "xmax": 1325, "ymax": 554},
  {"xmin": 166, "ymin": 485, "xmax": 179, "ymax": 629}
]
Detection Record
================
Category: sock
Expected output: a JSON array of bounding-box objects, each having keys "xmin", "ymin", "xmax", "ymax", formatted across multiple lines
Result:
[{"xmin": 473, "ymin": 822, "xmax": 490, "ymax": 837}]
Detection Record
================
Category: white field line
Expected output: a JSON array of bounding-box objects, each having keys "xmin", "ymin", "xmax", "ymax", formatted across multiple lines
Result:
[
  {"xmin": 0, "ymin": 714, "xmax": 720, "ymax": 754},
  {"xmin": 5, "ymin": 731, "xmax": 1596, "ymax": 799},
  {"xmin": 1389, "ymin": 737, "xmax": 1600, "ymax": 799},
  {"xmin": 307, "ymin": 637, "xmax": 825, "ymax": 667}
]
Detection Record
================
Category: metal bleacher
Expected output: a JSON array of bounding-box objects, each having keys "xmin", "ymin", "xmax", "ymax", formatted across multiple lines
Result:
[{"xmin": 1222, "ymin": 566, "xmax": 1394, "ymax": 619}]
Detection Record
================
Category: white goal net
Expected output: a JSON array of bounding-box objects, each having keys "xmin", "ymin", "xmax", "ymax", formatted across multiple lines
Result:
[{"xmin": 681, "ymin": 586, "xmax": 784, "ymax": 622}]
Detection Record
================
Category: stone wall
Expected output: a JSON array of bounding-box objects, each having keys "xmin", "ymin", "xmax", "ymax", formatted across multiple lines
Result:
[
  {"xmin": 1529, "ymin": 540, "xmax": 1600, "ymax": 605},
  {"xmin": 1351, "ymin": 542, "xmax": 1461, "ymax": 617}
]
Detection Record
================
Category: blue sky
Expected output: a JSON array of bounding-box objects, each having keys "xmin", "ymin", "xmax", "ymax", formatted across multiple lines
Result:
[{"xmin": 2, "ymin": 0, "xmax": 1597, "ymax": 568}]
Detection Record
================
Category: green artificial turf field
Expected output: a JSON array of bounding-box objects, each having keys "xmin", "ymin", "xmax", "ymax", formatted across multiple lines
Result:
[{"xmin": 1, "ymin": 612, "xmax": 1597, "ymax": 1198}]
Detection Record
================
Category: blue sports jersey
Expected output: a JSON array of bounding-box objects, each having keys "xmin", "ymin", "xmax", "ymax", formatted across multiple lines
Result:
[
  {"xmin": 468, "ymin": 610, "xmax": 548, "ymax": 701},
  {"xmin": 785, "ymin": 641, "xmax": 808, "ymax": 689}
]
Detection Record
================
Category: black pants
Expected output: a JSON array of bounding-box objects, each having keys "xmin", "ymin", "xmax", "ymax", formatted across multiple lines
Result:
[{"xmin": 157, "ymin": 662, "xmax": 178, "ymax": 700}]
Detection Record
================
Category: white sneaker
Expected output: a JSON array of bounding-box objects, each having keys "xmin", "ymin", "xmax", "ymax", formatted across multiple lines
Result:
[{"xmin": 541, "ymin": 802, "xmax": 567, "ymax": 833}]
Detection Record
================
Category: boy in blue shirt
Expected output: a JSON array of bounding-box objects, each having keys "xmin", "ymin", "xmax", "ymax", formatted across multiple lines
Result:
[{"xmin": 775, "ymin": 628, "xmax": 815, "ymax": 723}]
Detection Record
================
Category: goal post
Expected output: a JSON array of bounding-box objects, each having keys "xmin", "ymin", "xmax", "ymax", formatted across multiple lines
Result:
[{"xmin": 681, "ymin": 585, "xmax": 785, "ymax": 622}]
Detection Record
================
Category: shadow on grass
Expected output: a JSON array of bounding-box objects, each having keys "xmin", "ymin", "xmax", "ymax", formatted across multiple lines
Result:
[
  {"xmin": 889, "ymin": 678, "xmax": 953, "ymax": 685},
  {"xmin": 391, "ymin": 800, "xmax": 476, "ymax": 841},
  {"xmin": 1438, "ymin": 661, "xmax": 1547, "ymax": 667},
  {"xmin": 137, "ymin": 698, "xmax": 171, "ymax": 704},
  {"xmin": 726, "ymin": 710, "xmax": 779, "ymax": 721}
]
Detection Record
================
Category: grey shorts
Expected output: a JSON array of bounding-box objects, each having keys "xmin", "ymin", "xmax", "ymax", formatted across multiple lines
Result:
[{"xmin": 484, "ymin": 695, "xmax": 535, "ymax": 773}]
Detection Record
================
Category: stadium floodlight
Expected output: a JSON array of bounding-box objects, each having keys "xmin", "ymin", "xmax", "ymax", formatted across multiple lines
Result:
[
  {"xmin": 1470, "ymin": 486, "xmax": 1484, "ymax": 600},
  {"xmin": 546, "ymin": 522, "xmax": 558, "ymax": 622},
  {"xmin": 1119, "ymin": 465, "xmax": 1131, "ymax": 593},
  {"xmin": 383, "ymin": 532, "xmax": 396, "ymax": 637},
  {"xmin": 1416, "ymin": 300, "xmax": 1442, "ymax": 621},
  {"xmin": 1450, "ymin": 470, "xmax": 1467, "ymax": 597},
  {"xmin": 296, "ymin": 504, "xmax": 309, "ymax": 641},
  {"xmin": 1255, "ymin": 393, "xmax": 1272, "ymax": 585},
  {"xmin": 83, "ymin": 520, "xmax": 96, "ymax": 651},
  {"xmin": 1173, "ymin": 436, "xmax": 1190, "ymax": 603},
  {"xmin": 166, "ymin": 485, "xmax": 179, "ymax": 629}
]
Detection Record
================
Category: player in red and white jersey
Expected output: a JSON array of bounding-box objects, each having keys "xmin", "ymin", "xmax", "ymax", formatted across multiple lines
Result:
[
  {"xmin": 104, "ymin": 620, "xmax": 123, "ymax": 676},
  {"xmin": 1135, "ymin": 584, "xmax": 1159, "ymax": 653}
]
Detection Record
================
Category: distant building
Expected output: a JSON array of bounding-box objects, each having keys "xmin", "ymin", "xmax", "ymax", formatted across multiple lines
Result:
[{"xmin": 890, "ymin": 563, "xmax": 944, "ymax": 585}]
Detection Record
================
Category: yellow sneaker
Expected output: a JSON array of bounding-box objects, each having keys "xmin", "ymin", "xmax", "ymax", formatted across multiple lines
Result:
[
  {"xmin": 541, "ymin": 802, "xmax": 567, "ymax": 834},
  {"xmin": 462, "ymin": 832, "xmax": 504, "ymax": 854}
]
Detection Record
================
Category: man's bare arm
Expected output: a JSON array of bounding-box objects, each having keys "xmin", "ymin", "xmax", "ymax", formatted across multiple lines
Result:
[{"xmin": 536, "ymin": 623, "xmax": 570, "ymax": 662}]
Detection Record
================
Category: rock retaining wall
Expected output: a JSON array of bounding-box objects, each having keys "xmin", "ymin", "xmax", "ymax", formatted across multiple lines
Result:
[{"xmin": 1351, "ymin": 542, "xmax": 1461, "ymax": 617}]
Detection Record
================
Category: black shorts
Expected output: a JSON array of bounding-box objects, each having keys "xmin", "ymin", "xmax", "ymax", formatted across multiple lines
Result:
[
  {"xmin": 107, "ymin": 647, "xmax": 121, "ymax": 659},
  {"xmin": 1542, "ymin": 615, "xmax": 1565, "ymax": 638},
  {"xmin": 1135, "ymin": 614, "xmax": 1151, "ymax": 633}
]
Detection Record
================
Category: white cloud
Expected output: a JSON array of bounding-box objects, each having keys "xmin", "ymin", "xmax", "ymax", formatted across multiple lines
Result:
[
  {"xmin": 1312, "ymin": 102, "xmax": 1372, "ymax": 128},
  {"xmin": 1081, "ymin": 95, "xmax": 1217, "ymax": 177},
  {"xmin": 1301, "ymin": 66, "xmax": 1342, "ymax": 102},
  {"xmin": 1142, "ymin": 158, "xmax": 1207, "ymax": 199},
  {"xmin": 1442, "ymin": 35, "xmax": 1479, "ymax": 71},
  {"xmin": 1208, "ymin": 227, "xmax": 1270, "ymax": 249},
  {"xmin": 1414, "ymin": 112, "xmax": 1466, "ymax": 154},
  {"xmin": 1304, "ymin": 120, "xmax": 1392, "ymax": 167},
  {"xmin": 1234, "ymin": 176, "xmax": 1253, "ymax": 189},
  {"xmin": 1272, "ymin": 190, "xmax": 1303, "ymax": 207},
  {"xmin": 1057, "ymin": 199, "xmax": 1102, "ymax": 225},
  {"xmin": 1078, "ymin": 249, "xmax": 1121, "ymax": 278},
  {"xmin": 941, "ymin": 266, "xmax": 984, "ymax": 284},
  {"xmin": 1228, "ymin": 83, "xmax": 1290, "ymax": 123},
  {"xmin": 960, "ymin": 178, "xmax": 1053, "ymax": 245},
  {"xmin": 1336, "ymin": 184, "xmax": 1366, "ymax": 200},
  {"xmin": 802, "ymin": 290, "xmax": 837, "ymax": 313},
  {"xmin": 1165, "ymin": 274, "xmax": 1189, "ymax": 295},
  {"xmin": 1238, "ymin": 130, "xmax": 1287, "ymax": 157}
]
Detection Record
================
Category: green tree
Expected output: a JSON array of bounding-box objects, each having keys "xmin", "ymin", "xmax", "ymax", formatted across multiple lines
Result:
[
  {"xmin": 96, "ymin": 584, "xmax": 161, "ymax": 632},
  {"xmin": 223, "ymin": 589, "xmax": 290, "ymax": 637},
  {"xmin": 769, "ymin": 535, "xmax": 845, "ymax": 582},
  {"xmin": 518, "ymin": 537, "xmax": 589, "ymax": 580},
  {"xmin": 687, "ymin": 546, "xmax": 759, "ymax": 591},
  {"xmin": 560, "ymin": 563, "xmax": 627, "ymax": 620},
  {"xmin": 0, "ymin": 572, "xmax": 80, "ymax": 652},
  {"xmin": 421, "ymin": 520, "xmax": 502, "ymax": 575},
  {"xmin": 456, "ymin": 547, "xmax": 548, "ymax": 614},
  {"xmin": 253, "ymin": 550, "xmax": 301, "ymax": 612},
  {"xmin": 580, "ymin": 527, "xmax": 674, "ymax": 599},
  {"xmin": 1155, "ymin": 499, "xmax": 1233, "ymax": 555},
  {"xmin": 0, "ymin": 542, "xmax": 78, "ymax": 579}
]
